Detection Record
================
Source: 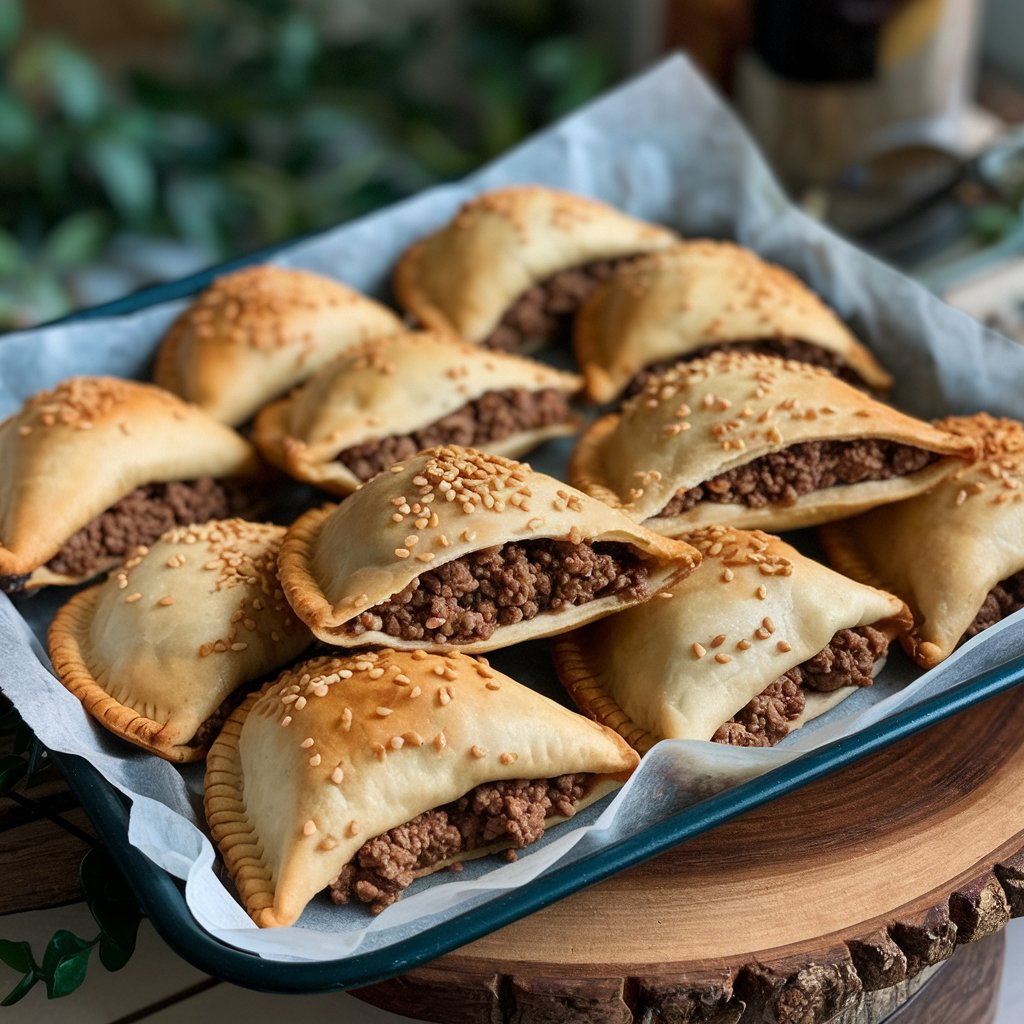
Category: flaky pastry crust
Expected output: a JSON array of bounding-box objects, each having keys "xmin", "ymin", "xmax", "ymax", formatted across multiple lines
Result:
[
  {"xmin": 252, "ymin": 330, "xmax": 582, "ymax": 495},
  {"xmin": 554, "ymin": 526, "xmax": 911, "ymax": 751},
  {"xmin": 570, "ymin": 352, "xmax": 977, "ymax": 534},
  {"xmin": 393, "ymin": 185, "xmax": 678, "ymax": 345},
  {"xmin": 204, "ymin": 650, "xmax": 639, "ymax": 927},
  {"xmin": 278, "ymin": 445, "xmax": 700, "ymax": 653},
  {"xmin": 153, "ymin": 265, "xmax": 403, "ymax": 426},
  {"xmin": 820, "ymin": 413, "xmax": 1024, "ymax": 668},
  {"xmin": 573, "ymin": 241, "xmax": 892, "ymax": 402},
  {"xmin": 47, "ymin": 520, "xmax": 312, "ymax": 762},
  {"xmin": 0, "ymin": 377, "xmax": 261, "ymax": 585}
]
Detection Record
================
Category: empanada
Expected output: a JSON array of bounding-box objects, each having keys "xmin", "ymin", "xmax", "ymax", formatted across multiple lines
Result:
[
  {"xmin": 252, "ymin": 330, "xmax": 582, "ymax": 495},
  {"xmin": 820, "ymin": 413, "xmax": 1024, "ymax": 669},
  {"xmin": 554, "ymin": 525, "xmax": 912, "ymax": 751},
  {"xmin": 278, "ymin": 445, "xmax": 700, "ymax": 653},
  {"xmin": 48, "ymin": 519, "xmax": 312, "ymax": 762},
  {"xmin": 153, "ymin": 265, "xmax": 403, "ymax": 426},
  {"xmin": 0, "ymin": 377, "xmax": 262, "ymax": 592},
  {"xmin": 393, "ymin": 185, "xmax": 678, "ymax": 353},
  {"xmin": 570, "ymin": 352, "xmax": 977, "ymax": 534},
  {"xmin": 204, "ymin": 650, "xmax": 639, "ymax": 925},
  {"xmin": 573, "ymin": 241, "xmax": 892, "ymax": 403}
]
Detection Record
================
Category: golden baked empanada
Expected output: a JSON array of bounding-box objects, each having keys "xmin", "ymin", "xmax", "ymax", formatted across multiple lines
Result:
[
  {"xmin": 820, "ymin": 413, "xmax": 1024, "ymax": 669},
  {"xmin": 573, "ymin": 241, "xmax": 892, "ymax": 403},
  {"xmin": 205, "ymin": 650, "xmax": 639, "ymax": 925},
  {"xmin": 570, "ymin": 352, "xmax": 977, "ymax": 534},
  {"xmin": 252, "ymin": 330, "xmax": 582, "ymax": 495},
  {"xmin": 0, "ymin": 377, "xmax": 261, "ymax": 592},
  {"xmin": 278, "ymin": 445, "xmax": 700, "ymax": 653},
  {"xmin": 153, "ymin": 265, "xmax": 403, "ymax": 426},
  {"xmin": 393, "ymin": 185, "xmax": 677, "ymax": 353},
  {"xmin": 48, "ymin": 519, "xmax": 312, "ymax": 762},
  {"xmin": 554, "ymin": 526, "xmax": 911, "ymax": 752}
]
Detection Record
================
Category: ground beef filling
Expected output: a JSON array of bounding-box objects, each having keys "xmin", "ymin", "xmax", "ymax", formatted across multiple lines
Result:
[
  {"xmin": 0, "ymin": 572, "xmax": 31, "ymax": 596},
  {"xmin": 713, "ymin": 625, "xmax": 890, "ymax": 747},
  {"xmin": 43, "ymin": 478, "xmax": 250, "ymax": 580},
  {"xmin": 329, "ymin": 773, "xmax": 594, "ymax": 913},
  {"xmin": 656, "ymin": 439, "xmax": 938, "ymax": 518},
  {"xmin": 625, "ymin": 338, "xmax": 866, "ymax": 398},
  {"xmin": 187, "ymin": 687, "xmax": 253, "ymax": 750},
  {"xmin": 350, "ymin": 539, "xmax": 649, "ymax": 644},
  {"xmin": 963, "ymin": 569, "xmax": 1024, "ymax": 641},
  {"xmin": 337, "ymin": 388, "xmax": 572, "ymax": 482},
  {"xmin": 481, "ymin": 259, "xmax": 626, "ymax": 352}
]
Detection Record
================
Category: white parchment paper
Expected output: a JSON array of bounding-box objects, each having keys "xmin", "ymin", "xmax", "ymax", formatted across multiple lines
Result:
[{"xmin": 1, "ymin": 54, "xmax": 1023, "ymax": 963}]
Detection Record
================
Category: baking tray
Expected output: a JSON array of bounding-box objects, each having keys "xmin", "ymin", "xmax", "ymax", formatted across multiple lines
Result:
[
  {"xmin": 18, "ymin": 218, "xmax": 1023, "ymax": 995},
  {"xmin": 4, "ymin": 54, "xmax": 1024, "ymax": 992}
]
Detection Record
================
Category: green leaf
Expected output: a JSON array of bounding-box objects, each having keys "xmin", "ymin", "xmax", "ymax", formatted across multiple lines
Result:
[
  {"xmin": 0, "ymin": 93, "xmax": 34, "ymax": 152},
  {"xmin": 42, "ymin": 211, "xmax": 110, "ymax": 269},
  {"xmin": 81, "ymin": 849, "xmax": 142, "ymax": 973},
  {"xmin": 1, "ymin": 971, "xmax": 39, "ymax": 1007},
  {"xmin": 47, "ymin": 39, "xmax": 104, "ymax": 123},
  {"xmin": 0, "ymin": 0, "xmax": 22, "ymax": 53},
  {"xmin": 86, "ymin": 138, "xmax": 156, "ymax": 222},
  {"xmin": 0, "ymin": 940, "xmax": 36, "ymax": 976},
  {"xmin": 0, "ymin": 755, "xmax": 27, "ymax": 795},
  {"xmin": 0, "ymin": 229, "xmax": 25, "ymax": 274},
  {"xmin": 41, "ymin": 931, "xmax": 95, "ymax": 999}
]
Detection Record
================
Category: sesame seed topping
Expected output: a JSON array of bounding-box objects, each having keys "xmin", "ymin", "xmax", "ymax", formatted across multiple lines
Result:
[
  {"xmin": 302, "ymin": 820, "xmax": 317, "ymax": 837},
  {"xmin": 470, "ymin": 745, "xmax": 487, "ymax": 759},
  {"xmin": 376, "ymin": 706, "xmax": 393, "ymax": 717},
  {"xmin": 499, "ymin": 752, "xmax": 518, "ymax": 765},
  {"xmin": 230, "ymin": 642, "xmax": 248, "ymax": 651},
  {"xmin": 715, "ymin": 653, "xmax": 732, "ymax": 664},
  {"xmin": 409, "ymin": 686, "xmax": 422, "ymax": 699},
  {"xmin": 125, "ymin": 592, "xmax": 142, "ymax": 603},
  {"xmin": 756, "ymin": 585, "xmax": 767, "ymax": 600},
  {"xmin": 347, "ymin": 821, "xmax": 359, "ymax": 837},
  {"xmin": 281, "ymin": 715, "xmax": 292, "ymax": 727},
  {"xmin": 434, "ymin": 731, "xmax": 447, "ymax": 751},
  {"xmin": 368, "ymin": 667, "xmax": 385, "ymax": 679},
  {"xmin": 390, "ymin": 736, "xmax": 405, "ymax": 750},
  {"xmin": 309, "ymin": 753, "xmax": 321, "ymax": 767},
  {"xmin": 692, "ymin": 642, "xmax": 706, "ymax": 659},
  {"xmin": 737, "ymin": 639, "xmax": 751, "ymax": 650},
  {"xmin": 762, "ymin": 617, "xmax": 775, "ymax": 634},
  {"xmin": 331, "ymin": 767, "xmax": 344, "ymax": 784},
  {"xmin": 777, "ymin": 640, "xmax": 792, "ymax": 652},
  {"xmin": 710, "ymin": 634, "xmax": 726, "ymax": 648},
  {"xmin": 300, "ymin": 737, "xmax": 314, "ymax": 748},
  {"xmin": 395, "ymin": 547, "xmax": 410, "ymax": 559},
  {"xmin": 294, "ymin": 696, "xmax": 307, "ymax": 710}
]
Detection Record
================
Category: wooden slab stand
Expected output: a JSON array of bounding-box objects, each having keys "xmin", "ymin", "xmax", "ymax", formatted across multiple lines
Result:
[{"xmin": 355, "ymin": 688, "xmax": 1024, "ymax": 1023}]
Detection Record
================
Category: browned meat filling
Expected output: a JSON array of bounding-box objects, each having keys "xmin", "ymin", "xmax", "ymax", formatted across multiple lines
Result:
[
  {"xmin": 0, "ymin": 572, "xmax": 31, "ymax": 595},
  {"xmin": 337, "ymin": 388, "xmax": 571, "ymax": 482},
  {"xmin": 329, "ymin": 773, "xmax": 593, "ymax": 913},
  {"xmin": 43, "ymin": 478, "xmax": 251, "ymax": 580},
  {"xmin": 482, "ymin": 259, "xmax": 625, "ymax": 352},
  {"xmin": 625, "ymin": 338, "xmax": 868, "ymax": 398},
  {"xmin": 187, "ymin": 687, "xmax": 253, "ymax": 750},
  {"xmin": 713, "ymin": 625, "xmax": 889, "ymax": 747},
  {"xmin": 963, "ymin": 569, "xmax": 1024, "ymax": 642},
  {"xmin": 349, "ymin": 539, "xmax": 649, "ymax": 644},
  {"xmin": 656, "ymin": 440, "xmax": 938, "ymax": 518}
]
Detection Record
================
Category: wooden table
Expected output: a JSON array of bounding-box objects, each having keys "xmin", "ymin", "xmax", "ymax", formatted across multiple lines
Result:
[{"xmin": 2, "ymin": 688, "xmax": 1021, "ymax": 1022}]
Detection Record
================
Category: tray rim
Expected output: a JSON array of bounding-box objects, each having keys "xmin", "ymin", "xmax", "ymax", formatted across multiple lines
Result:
[{"xmin": 9, "ymin": 206, "xmax": 1024, "ymax": 995}]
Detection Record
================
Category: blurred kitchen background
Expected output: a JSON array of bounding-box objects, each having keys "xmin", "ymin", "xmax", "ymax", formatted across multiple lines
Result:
[{"xmin": 4, "ymin": 0, "xmax": 1024, "ymax": 334}]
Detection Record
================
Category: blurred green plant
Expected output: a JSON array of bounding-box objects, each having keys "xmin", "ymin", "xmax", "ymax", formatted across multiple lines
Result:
[{"xmin": 0, "ymin": 0, "xmax": 614, "ymax": 328}]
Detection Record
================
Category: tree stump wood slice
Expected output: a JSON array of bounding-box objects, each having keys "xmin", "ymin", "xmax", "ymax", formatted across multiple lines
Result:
[{"xmin": 354, "ymin": 688, "xmax": 1024, "ymax": 1024}]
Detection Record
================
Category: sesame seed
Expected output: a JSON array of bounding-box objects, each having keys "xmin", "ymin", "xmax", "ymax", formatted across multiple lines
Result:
[
  {"xmin": 300, "ymin": 737, "xmax": 314, "ymax": 748},
  {"xmin": 282, "ymin": 694, "xmax": 298, "ymax": 705},
  {"xmin": 230, "ymin": 642, "xmax": 248, "ymax": 651},
  {"xmin": 395, "ymin": 547, "xmax": 410, "ymax": 558},
  {"xmin": 755, "ymin": 627, "xmax": 771, "ymax": 640},
  {"xmin": 303, "ymin": 820, "xmax": 317, "ymax": 837},
  {"xmin": 486, "ymin": 680, "xmax": 501, "ymax": 690},
  {"xmin": 737, "ymin": 639, "xmax": 751, "ymax": 651},
  {"xmin": 368, "ymin": 667, "xmax": 385, "ymax": 679},
  {"xmin": 395, "ymin": 673, "xmax": 411, "ymax": 685},
  {"xmin": 715, "ymin": 653, "xmax": 732, "ymax": 664},
  {"xmin": 470, "ymin": 745, "xmax": 487, "ymax": 758},
  {"xmin": 409, "ymin": 686, "xmax": 422, "ymax": 698},
  {"xmin": 500, "ymin": 752, "xmax": 517, "ymax": 765},
  {"xmin": 438, "ymin": 687, "xmax": 452, "ymax": 706},
  {"xmin": 390, "ymin": 736, "xmax": 405, "ymax": 750},
  {"xmin": 125, "ymin": 592, "xmax": 142, "ymax": 603},
  {"xmin": 710, "ymin": 634, "xmax": 726, "ymax": 648},
  {"xmin": 756, "ymin": 585, "xmax": 767, "ymax": 600},
  {"xmin": 341, "ymin": 708, "xmax": 353, "ymax": 730},
  {"xmin": 295, "ymin": 696, "xmax": 307, "ymax": 710},
  {"xmin": 281, "ymin": 715, "xmax": 292, "ymax": 727},
  {"xmin": 403, "ymin": 731, "xmax": 424, "ymax": 746},
  {"xmin": 309, "ymin": 753, "xmax": 321, "ymax": 767},
  {"xmin": 331, "ymin": 767, "xmax": 344, "ymax": 784},
  {"xmin": 777, "ymin": 640, "xmax": 792, "ymax": 652},
  {"xmin": 692, "ymin": 642, "xmax": 706, "ymax": 659},
  {"xmin": 434, "ymin": 732, "xmax": 447, "ymax": 751},
  {"xmin": 371, "ymin": 743, "xmax": 386, "ymax": 761},
  {"xmin": 762, "ymin": 617, "xmax": 775, "ymax": 634},
  {"xmin": 376, "ymin": 706, "xmax": 394, "ymax": 717}
]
